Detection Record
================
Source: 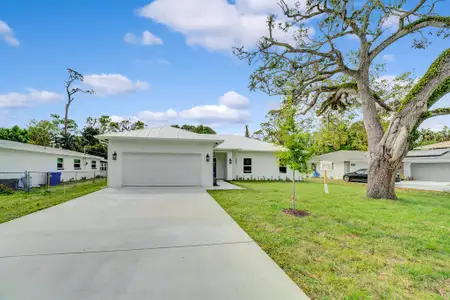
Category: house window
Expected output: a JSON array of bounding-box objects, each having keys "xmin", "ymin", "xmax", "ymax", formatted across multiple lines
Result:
[
  {"xmin": 243, "ymin": 158, "xmax": 252, "ymax": 174},
  {"xmin": 91, "ymin": 160, "xmax": 97, "ymax": 169},
  {"xmin": 57, "ymin": 158, "xmax": 64, "ymax": 170},
  {"xmin": 279, "ymin": 159, "xmax": 287, "ymax": 174},
  {"xmin": 74, "ymin": 159, "xmax": 81, "ymax": 170},
  {"xmin": 100, "ymin": 162, "xmax": 107, "ymax": 171}
]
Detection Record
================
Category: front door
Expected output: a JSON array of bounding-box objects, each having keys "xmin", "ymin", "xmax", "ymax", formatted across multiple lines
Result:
[{"xmin": 213, "ymin": 157, "xmax": 217, "ymax": 179}]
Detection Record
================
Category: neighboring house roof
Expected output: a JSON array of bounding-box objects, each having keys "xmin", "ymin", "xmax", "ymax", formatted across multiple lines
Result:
[
  {"xmin": 96, "ymin": 126, "xmax": 224, "ymax": 144},
  {"xmin": 416, "ymin": 141, "xmax": 450, "ymax": 150},
  {"xmin": 212, "ymin": 134, "xmax": 285, "ymax": 152},
  {"xmin": 0, "ymin": 139, "xmax": 104, "ymax": 160},
  {"xmin": 405, "ymin": 149, "xmax": 450, "ymax": 158},
  {"xmin": 310, "ymin": 150, "xmax": 368, "ymax": 162}
]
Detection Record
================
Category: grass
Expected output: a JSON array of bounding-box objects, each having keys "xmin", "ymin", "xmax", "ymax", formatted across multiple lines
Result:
[
  {"xmin": 208, "ymin": 180, "xmax": 450, "ymax": 300},
  {"xmin": 0, "ymin": 179, "xmax": 107, "ymax": 224}
]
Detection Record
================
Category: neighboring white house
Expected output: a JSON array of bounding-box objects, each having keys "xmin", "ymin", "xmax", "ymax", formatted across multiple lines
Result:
[
  {"xmin": 96, "ymin": 126, "xmax": 293, "ymax": 188},
  {"xmin": 309, "ymin": 150, "xmax": 369, "ymax": 179},
  {"xmin": 0, "ymin": 139, "xmax": 106, "ymax": 187},
  {"xmin": 310, "ymin": 143, "xmax": 450, "ymax": 182},
  {"xmin": 403, "ymin": 148, "xmax": 450, "ymax": 181}
]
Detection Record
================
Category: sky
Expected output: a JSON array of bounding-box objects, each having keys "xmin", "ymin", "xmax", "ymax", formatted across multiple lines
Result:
[{"xmin": 0, "ymin": 0, "xmax": 449, "ymax": 135}]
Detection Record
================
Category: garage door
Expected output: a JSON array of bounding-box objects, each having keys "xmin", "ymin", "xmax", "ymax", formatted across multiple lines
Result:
[
  {"xmin": 122, "ymin": 153, "xmax": 202, "ymax": 186},
  {"xmin": 411, "ymin": 163, "xmax": 450, "ymax": 182}
]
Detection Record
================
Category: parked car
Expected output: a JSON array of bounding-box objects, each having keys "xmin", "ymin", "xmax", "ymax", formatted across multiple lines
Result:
[{"xmin": 343, "ymin": 169, "xmax": 401, "ymax": 183}]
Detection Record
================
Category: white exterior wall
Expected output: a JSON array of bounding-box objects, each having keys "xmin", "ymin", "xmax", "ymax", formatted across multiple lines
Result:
[
  {"xmin": 349, "ymin": 161, "xmax": 369, "ymax": 172},
  {"xmin": 0, "ymin": 148, "xmax": 103, "ymax": 186},
  {"xmin": 231, "ymin": 151, "xmax": 294, "ymax": 180},
  {"xmin": 317, "ymin": 161, "xmax": 345, "ymax": 179},
  {"xmin": 403, "ymin": 152, "xmax": 450, "ymax": 180},
  {"xmin": 107, "ymin": 139, "xmax": 214, "ymax": 188}
]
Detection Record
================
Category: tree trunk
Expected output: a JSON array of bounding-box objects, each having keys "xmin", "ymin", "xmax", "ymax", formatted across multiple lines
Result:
[
  {"xmin": 366, "ymin": 154, "xmax": 399, "ymax": 199},
  {"xmin": 292, "ymin": 170, "xmax": 296, "ymax": 210},
  {"xmin": 64, "ymin": 103, "xmax": 69, "ymax": 136}
]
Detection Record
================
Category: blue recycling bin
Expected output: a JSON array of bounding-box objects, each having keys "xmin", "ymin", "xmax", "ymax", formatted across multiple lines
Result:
[{"xmin": 50, "ymin": 172, "xmax": 62, "ymax": 186}]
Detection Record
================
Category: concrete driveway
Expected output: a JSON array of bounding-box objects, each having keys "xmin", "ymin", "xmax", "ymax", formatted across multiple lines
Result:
[
  {"xmin": 396, "ymin": 181, "xmax": 450, "ymax": 192},
  {"xmin": 0, "ymin": 187, "xmax": 308, "ymax": 300}
]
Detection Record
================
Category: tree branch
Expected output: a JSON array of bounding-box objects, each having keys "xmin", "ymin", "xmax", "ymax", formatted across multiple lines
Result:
[
  {"xmin": 369, "ymin": 16, "xmax": 450, "ymax": 62},
  {"xmin": 425, "ymin": 107, "xmax": 450, "ymax": 119}
]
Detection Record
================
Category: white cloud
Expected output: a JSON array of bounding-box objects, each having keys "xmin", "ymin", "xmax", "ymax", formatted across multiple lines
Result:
[
  {"xmin": 0, "ymin": 20, "xmax": 19, "ymax": 47},
  {"xmin": 383, "ymin": 54, "xmax": 395, "ymax": 62},
  {"xmin": 112, "ymin": 91, "xmax": 251, "ymax": 125},
  {"xmin": 383, "ymin": 15, "xmax": 399, "ymax": 29},
  {"xmin": 219, "ymin": 91, "xmax": 249, "ymax": 109},
  {"xmin": 180, "ymin": 104, "xmax": 250, "ymax": 124},
  {"xmin": 134, "ymin": 58, "xmax": 171, "ymax": 66},
  {"xmin": 179, "ymin": 91, "xmax": 250, "ymax": 124},
  {"xmin": 83, "ymin": 74, "xmax": 150, "ymax": 96},
  {"xmin": 136, "ymin": 0, "xmax": 310, "ymax": 51},
  {"xmin": 420, "ymin": 116, "xmax": 450, "ymax": 131},
  {"xmin": 156, "ymin": 59, "xmax": 170, "ymax": 65},
  {"xmin": 137, "ymin": 109, "xmax": 177, "ymax": 122},
  {"xmin": 109, "ymin": 115, "xmax": 141, "ymax": 123},
  {"xmin": 0, "ymin": 88, "xmax": 63, "ymax": 108},
  {"xmin": 124, "ymin": 30, "xmax": 163, "ymax": 45}
]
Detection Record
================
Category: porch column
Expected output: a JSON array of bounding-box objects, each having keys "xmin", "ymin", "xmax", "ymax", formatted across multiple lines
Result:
[{"xmin": 226, "ymin": 151, "xmax": 233, "ymax": 181}]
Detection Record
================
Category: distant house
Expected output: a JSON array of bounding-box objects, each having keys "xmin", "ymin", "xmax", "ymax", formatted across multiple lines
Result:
[
  {"xmin": 404, "ymin": 141, "xmax": 450, "ymax": 181},
  {"xmin": 309, "ymin": 150, "xmax": 369, "ymax": 179},
  {"xmin": 415, "ymin": 141, "xmax": 450, "ymax": 150},
  {"xmin": 310, "ymin": 142, "xmax": 450, "ymax": 182},
  {"xmin": 0, "ymin": 139, "xmax": 107, "ymax": 187},
  {"xmin": 96, "ymin": 126, "xmax": 293, "ymax": 188}
]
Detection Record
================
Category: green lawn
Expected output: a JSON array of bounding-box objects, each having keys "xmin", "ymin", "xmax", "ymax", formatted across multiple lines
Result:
[
  {"xmin": 209, "ymin": 181, "xmax": 450, "ymax": 300},
  {"xmin": 0, "ymin": 179, "xmax": 107, "ymax": 224}
]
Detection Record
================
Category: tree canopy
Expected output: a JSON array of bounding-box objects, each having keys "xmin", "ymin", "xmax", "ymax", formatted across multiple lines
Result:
[
  {"xmin": 236, "ymin": 0, "xmax": 450, "ymax": 199},
  {"xmin": 171, "ymin": 124, "xmax": 216, "ymax": 134}
]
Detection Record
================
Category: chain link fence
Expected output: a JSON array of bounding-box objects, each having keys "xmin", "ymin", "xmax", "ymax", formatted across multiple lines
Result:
[{"xmin": 0, "ymin": 170, "xmax": 107, "ymax": 194}]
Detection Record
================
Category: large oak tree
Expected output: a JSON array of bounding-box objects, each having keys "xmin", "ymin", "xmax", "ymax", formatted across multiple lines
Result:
[{"xmin": 236, "ymin": 0, "xmax": 450, "ymax": 199}]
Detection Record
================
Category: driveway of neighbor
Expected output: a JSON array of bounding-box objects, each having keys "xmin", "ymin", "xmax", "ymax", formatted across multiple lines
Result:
[
  {"xmin": 396, "ymin": 180, "xmax": 450, "ymax": 192},
  {"xmin": 0, "ymin": 187, "xmax": 308, "ymax": 300}
]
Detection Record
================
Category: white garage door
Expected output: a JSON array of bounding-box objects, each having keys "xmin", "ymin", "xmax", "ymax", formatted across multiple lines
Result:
[
  {"xmin": 122, "ymin": 153, "xmax": 202, "ymax": 186},
  {"xmin": 411, "ymin": 163, "xmax": 450, "ymax": 182}
]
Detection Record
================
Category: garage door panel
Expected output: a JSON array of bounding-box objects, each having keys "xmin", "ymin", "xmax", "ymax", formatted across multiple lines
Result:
[
  {"xmin": 411, "ymin": 163, "xmax": 450, "ymax": 182},
  {"xmin": 123, "ymin": 153, "xmax": 202, "ymax": 186}
]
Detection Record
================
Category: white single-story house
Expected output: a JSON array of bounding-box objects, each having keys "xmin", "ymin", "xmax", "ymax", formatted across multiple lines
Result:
[
  {"xmin": 0, "ymin": 139, "xmax": 107, "ymax": 187},
  {"xmin": 96, "ymin": 126, "xmax": 293, "ymax": 188},
  {"xmin": 403, "ymin": 148, "xmax": 450, "ymax": 181},
  {"xmin": 309, "ymin": 150, "xmax": 369, "ymax": 179}
]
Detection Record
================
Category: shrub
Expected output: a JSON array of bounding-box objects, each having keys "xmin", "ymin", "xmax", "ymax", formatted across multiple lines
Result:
[{"xmin": 0, "ymin": 184, "xmax": 14, "ymax": 195}]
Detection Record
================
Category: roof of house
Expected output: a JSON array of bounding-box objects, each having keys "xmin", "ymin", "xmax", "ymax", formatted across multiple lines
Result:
[
  {"xmin": 0, "ymin": 139, "xmax": 104, "ymax": 160},
  {"xmin": 211, "ymin": 134, "xmax": 285, "ymax": 152},
  {"xmin": 96, "ymin": 126, "xmax": 284, "ymax": 152},
  {"xmin": 310, "ymin": 150, "xmax": 368, "ymax": 162},
  {"xmin": 96, "ymin": 126, "xmax": 224, "ymax": 143},
  {"xmin": 405, "ymin": 149, "xmax": 450, "ymax": 158},
  {"xmin": 416, "ymin": 141, "xmax": 450, "ymax": 150}
]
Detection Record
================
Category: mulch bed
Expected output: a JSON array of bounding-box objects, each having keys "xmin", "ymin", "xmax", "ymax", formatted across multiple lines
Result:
[{"xmin": 282, "ymin": 208, "xmax": 310, "ymax": 217}]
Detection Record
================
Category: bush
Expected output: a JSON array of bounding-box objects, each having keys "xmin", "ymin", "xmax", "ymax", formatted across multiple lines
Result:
[{"xmin": 0, "ymin": 184, "xmax": 14, "ymax": 195}]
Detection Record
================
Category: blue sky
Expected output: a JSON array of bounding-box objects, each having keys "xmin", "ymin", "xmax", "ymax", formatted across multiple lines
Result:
[{"xmin": 1, "ymin": 0, "xmax": 449, "ymax": 135}]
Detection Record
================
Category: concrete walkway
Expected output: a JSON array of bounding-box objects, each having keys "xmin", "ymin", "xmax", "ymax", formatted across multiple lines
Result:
[
  {"xmin": 0, "ymin": 187, "xmax": 308, "ymax": 300},
  {"xmin": 207, "ymin": 180, "xmax": 244, "ymax": 190},
  {"xmin": 396, "ymin": 180, "xmax": 450, "ymax": 192}
]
